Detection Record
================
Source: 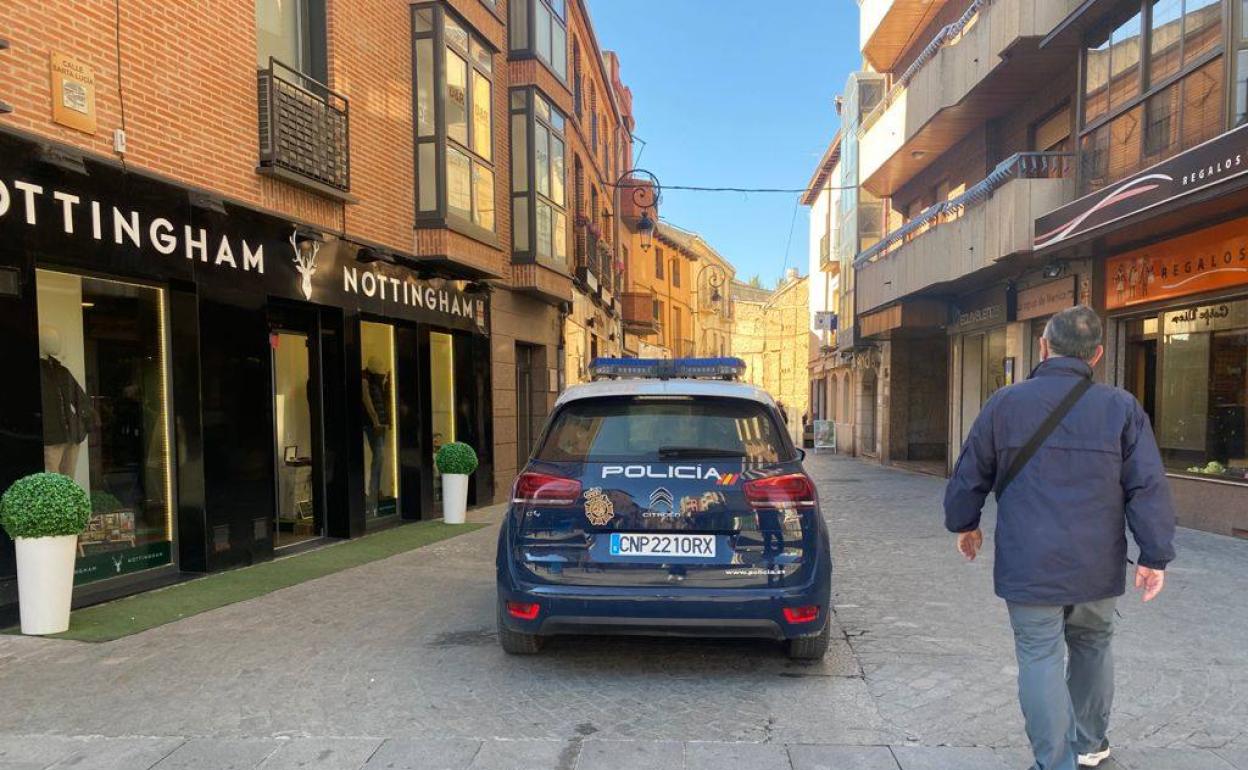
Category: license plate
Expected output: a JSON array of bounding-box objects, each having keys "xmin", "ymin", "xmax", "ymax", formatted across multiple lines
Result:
[{"xmin": 608, "ymin": 533, "xmax": 717, "ymax": 558}]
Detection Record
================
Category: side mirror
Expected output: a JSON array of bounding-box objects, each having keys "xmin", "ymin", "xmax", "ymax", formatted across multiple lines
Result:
[{"xmin": 796, "ymin": 447, "xmax": 807, "ymax": 461}]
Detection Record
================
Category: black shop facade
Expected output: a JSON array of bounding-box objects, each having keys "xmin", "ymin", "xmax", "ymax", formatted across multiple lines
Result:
[{"xmin": 0, "ymin": 131, "xmax": 493, "ymax": 613}]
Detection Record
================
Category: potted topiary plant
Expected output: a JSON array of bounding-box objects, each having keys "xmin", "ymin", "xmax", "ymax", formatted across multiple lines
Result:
[
  {"xmin": 435, "ymin": 442, "xmax": 477, "ymax": 524},
  {"xmin": 0, "ymin": 472, "xmax": 91, "ymax": 634}
]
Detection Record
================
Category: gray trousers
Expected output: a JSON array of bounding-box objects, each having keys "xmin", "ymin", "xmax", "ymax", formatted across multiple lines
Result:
[{"xmin": 1006, "ymin": 598, "xmax": 1117, "ymax": 770}]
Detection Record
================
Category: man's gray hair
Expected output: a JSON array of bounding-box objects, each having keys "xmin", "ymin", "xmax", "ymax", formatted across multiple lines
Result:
[{"xmin": 1043, "ymin": 305, "xmax": 1103, "ymax": 360}]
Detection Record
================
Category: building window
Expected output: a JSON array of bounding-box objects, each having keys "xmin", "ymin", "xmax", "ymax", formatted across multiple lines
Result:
[
  {"xmin": 413, "ymin": 4, "xmax": 497, "ymax": 236},
  {"xmin": 655, "ymin": 247, "xmax": 664, "ymax": 280},
  {"xmin": 510, "ymin": 0, "xmax": 567, "ymax": 80},
  {"xmin": 361, "ymin": 322, "xmax": 399, "ymax": 523},
  {"xmin": 255, "ymin": 0, "xmax": 327, "ymax": 81},
  {"xmin": 511, "ymin": 88, "xmax": 568, "ymax": 265},
  {"xmin": 652, "ymin": 298, "xmax": 660, "ymax": 320},
  {"xmin": 1124, "ymin": 300, "xmax": 1248, "ymax": 483},
  {"xmin": 35, "ymin": 269, "xmax": 174, "ymax": 584},
  {"xmin": 670, "ymin": 259, "xmax": 681, "ymax": 288},
  {"xmin": 573, "ymin": 38, "xmax": 583, "ymax": 118},
  {"xmin": 1079, "ymin": 0, "xmax": 1224, "ymax": 194}
]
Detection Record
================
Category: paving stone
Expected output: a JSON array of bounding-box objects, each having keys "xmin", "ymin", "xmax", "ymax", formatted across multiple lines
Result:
[
  {"xmin": 1111, "ymin": 747, "xmax": 1236, "ymax": 770},
  {"xmin": 1215, "ymin": 747, "xmax": 1248, "ymax": 770},
  {"xmin": 362, "ymin": 739, "xmax": 481, "ymax": 770},
  {"xmin": 47, "ymin": 737, "xmax": 185, "ymax": 770},
  {"xmin": 685, "ymin": 741, "xmax": 791, "ymax": 770},
  {"xmin": 575, "ymin": 740, "xmax": 683, "ymax": 770},
  {"xmin": 787, "ymin": 744, "xmax": 898, "ymax": 770},
  {"xmin": 891, "ymin": 745, "xmax": 1007, "ymax": 770},
  {"xmin": 0, "ymin": 736, "xmax": 83, "ymax": 767},
  {"xmin": 258, "ymin": 738, "xmax": 382, "ymax": 770},
  {"xmin": 153, "ymin": 738, "xmax": 279, "ymax": 770},
  {"xmin": 465, "ymin": 740, "xmax": 575, "ymax": 770}
]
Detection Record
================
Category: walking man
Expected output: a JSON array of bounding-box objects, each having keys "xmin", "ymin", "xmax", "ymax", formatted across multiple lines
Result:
[{"xmin": 944, "ymin": 305, "xmax": 1176, "ymax": 770}]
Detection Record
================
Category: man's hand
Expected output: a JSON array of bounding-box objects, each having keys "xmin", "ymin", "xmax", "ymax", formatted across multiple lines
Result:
[
  {"xmin": 1135, "ymin": 565, "xmax": 1165, "ymax": 602},
  {"xmin": 956, "ymin": 529, "xmax": 983, "ymax": 561}
]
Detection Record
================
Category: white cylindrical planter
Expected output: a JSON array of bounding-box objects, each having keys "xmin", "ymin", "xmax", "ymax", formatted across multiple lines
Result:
[
  {"xmin": 15, "ymin": 534, "xmax": 78, "ymax": 635},
  {"xmin": 442, "ymin": 474, "xmax": 469, "ymax": 524}
]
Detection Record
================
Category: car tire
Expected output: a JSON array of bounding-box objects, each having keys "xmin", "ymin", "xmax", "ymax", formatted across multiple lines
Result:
[
  {"xmin": 497, "ymin": 609, "xmax": 543, "ymax": 655},
  {"xmin": 786, "ymin": 621, "xmax": 831, "ymax": 660}
]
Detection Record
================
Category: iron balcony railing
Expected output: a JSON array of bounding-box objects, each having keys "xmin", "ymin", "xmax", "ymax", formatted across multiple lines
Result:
[
  {"xmin": 859, "ymin": 0, "xmax": 997, "ymax": 137},
  {"xmin": 854, "ymin": 151, "xmax": 1073, "ymax": 266},
  {"xmin": 258, "ymin": 58, "xmax": 350, "ymax": 192}
]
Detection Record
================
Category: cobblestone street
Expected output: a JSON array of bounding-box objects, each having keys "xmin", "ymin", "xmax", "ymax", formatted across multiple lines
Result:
[{"xmin": 0, "ymin": 454, "xmax": 1245, "ymax": 769}]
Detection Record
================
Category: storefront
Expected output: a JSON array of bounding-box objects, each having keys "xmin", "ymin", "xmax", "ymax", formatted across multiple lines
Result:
[
  {"xmin": 1034, "ymin": 120, "xmax": 1248, "ymax": 537},
  {"xmin": 1104, "ymin": 219, "xmax": 1248, "ymax": 535},
  {"xmin": 948, "ymin": 285, "xmax": 1014, "ymax": 453},
  {"xmin": 0, "ymin": 130, "xmax": 493, "ymax": 611}
]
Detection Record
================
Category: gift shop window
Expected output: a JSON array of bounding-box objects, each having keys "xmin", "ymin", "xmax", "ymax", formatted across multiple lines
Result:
[
  {"xmin": 1126, "ymin": 299, "xmax": 1248, "ymax": 482},
  {"xmin": 35, "ymin": 270, "xmax": 174, "ymax": 584}
]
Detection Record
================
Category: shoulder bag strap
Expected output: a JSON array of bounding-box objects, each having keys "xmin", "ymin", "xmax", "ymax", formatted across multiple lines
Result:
[{"xmin": 994, "ymin": 377, "xmax": 1093, "ymax": 500}]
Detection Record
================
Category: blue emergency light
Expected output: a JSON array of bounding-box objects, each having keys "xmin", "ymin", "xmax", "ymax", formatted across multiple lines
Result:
[{"xmin": 588, "ymin": 357, "xmax": 746, "ymax": 381}]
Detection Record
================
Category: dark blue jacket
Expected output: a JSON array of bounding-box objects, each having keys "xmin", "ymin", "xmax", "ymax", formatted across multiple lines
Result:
[{"xmin": 944, "ymin": 357, "xmax": 1176, "ymax": 605}]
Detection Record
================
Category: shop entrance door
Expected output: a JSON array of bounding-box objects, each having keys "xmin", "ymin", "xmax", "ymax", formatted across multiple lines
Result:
[{"xmin": 270, "ymin": 323, "xmax": 323, "ymax": 548}]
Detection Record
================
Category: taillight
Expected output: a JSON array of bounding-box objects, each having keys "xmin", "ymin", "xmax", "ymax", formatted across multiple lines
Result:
[
  {"xmin": 783, "ymin": 605, "xmax": 820, "ymax": 624},
  {"xmin": 744, "ymin": 473, "xmax": 816, "ymax": 508},
  {"xmin": 506, "ymin": 601, "xmax": 540, "ymax": 620},
  {"xmin": 512, "ymin": 472, "xmax": 582, "ymax": 506}
]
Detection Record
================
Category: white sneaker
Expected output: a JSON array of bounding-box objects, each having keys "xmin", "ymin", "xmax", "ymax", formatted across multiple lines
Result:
[{"xmin": 1077, "ymin": 744, "xmax": 1111, "ymax": 767}]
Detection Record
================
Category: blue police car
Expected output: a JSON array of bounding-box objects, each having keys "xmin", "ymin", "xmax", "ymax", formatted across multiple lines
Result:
[{"xmin": 495, "ymin": 358, "xmax": 833, "ymax": 659}]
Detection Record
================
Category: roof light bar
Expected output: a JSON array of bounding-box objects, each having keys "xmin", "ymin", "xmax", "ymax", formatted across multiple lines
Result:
[{"xmin": 588, "ymin": 357, "xmax": 747, "ymax": 381}]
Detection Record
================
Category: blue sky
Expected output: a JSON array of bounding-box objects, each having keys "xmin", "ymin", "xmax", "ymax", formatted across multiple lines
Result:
[{"xmin": 590, "ymin": 1, "xmax": 860, "ymax": 286}]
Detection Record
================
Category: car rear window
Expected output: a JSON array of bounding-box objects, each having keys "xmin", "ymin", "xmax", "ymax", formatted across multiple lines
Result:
[{"xmin": 535, "ymin": 396, "xmax": 793, "ymax": 463}]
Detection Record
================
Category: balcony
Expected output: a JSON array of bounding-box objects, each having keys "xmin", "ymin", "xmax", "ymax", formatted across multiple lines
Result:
[
  {"xmin": 818, "ymin": 232, "xmax": 840, "ymax": 275},
  {"xmin": 855, "ymin": 152, "xmax": 1074, "ymax": 313},
  {"xmin": 621, "ymin": 291, "xmax": 659, "ymax": 335},
  {"xmin": 257, "ymin": 59, "xmax": 351, "ymax": 197},
  {"xmin": 857, "ymin": 0, "xmax": 1079, "ymax": 197},
  {"xmin": 860, "ymin": 0, "xmax": 951, "ymax": 72}
]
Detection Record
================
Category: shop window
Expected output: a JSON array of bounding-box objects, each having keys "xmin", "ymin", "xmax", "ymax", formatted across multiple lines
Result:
[
  {"xmin": 1151, "ymin": 300, "xmax": 1248, "ymax": 481},
  {"xmin": 509, "ymin": 0, "xmax": 567, "ymax": 80},
  {"xmin": 430, "ymin": 331, "xmax": 457, "ymax": 504},
  {"xmin": 510, "ymin": 88, "xmax": 567, "ymax": 265},
  {"xmin": 35, "ymin": 270, "xmax": 173, "ymax": 584},
  {"xmin": 1079, "ymin": 0, "xmax": 1225, "ymax": 194},
  {"xmin": 361, "ymin": 322, "xmax": 399, "ymax": 522},
  {"xmin": 413, "ymin": 4, "xmax": 497, "ymax": 238}
]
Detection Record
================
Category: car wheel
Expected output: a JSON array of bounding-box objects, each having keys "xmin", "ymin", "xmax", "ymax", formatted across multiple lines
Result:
[
  {"xmin": 497, "ymin": 608, "xmax": 543, "ymax": 655},
  {"xmin": 786, "ymin": 621, "xmax": 830, "ymax": 660}
]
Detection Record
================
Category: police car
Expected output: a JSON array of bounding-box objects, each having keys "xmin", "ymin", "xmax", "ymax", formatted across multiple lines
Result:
[{"xmin": 495, "ymin": 357, "xmax": 833, "ymax": 659}]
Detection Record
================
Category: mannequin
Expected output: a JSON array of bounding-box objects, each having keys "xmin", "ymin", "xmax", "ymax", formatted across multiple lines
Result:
[
  {"xmin": 361, "ymin": 355, "xmax": 391, "ymax": 513},
  {"xmin": 39, "ymin": 324, "xmax": 92, "ymax": 476}
]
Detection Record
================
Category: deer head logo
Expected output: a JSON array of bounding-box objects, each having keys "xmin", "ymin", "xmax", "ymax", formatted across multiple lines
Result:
[
  {"xmin": 289, "ymin": 231, "xmax": 321, "ymax": 301},
  {"xmin": 111, "ymin": 554, "xmax": 125, "ymax": 573}
]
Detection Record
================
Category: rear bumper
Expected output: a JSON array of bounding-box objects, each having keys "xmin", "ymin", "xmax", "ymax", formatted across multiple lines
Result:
[{"xmin": 498, "ymin": 559, "xmax": 832, "ymax": 642}]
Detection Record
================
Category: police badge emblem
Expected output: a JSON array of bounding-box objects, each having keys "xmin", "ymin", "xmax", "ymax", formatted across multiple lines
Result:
[{"xmin": 583, "ymin": 487, "xmax": 615, "ymax": 526}]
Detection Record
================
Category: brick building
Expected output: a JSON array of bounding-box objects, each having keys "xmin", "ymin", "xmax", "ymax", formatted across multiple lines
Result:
[{"xmin": 0, "ymin": 0, "xmax": 635, "ymax": 612}]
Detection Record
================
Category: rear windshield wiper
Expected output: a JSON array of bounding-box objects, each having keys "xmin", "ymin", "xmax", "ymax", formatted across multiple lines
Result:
[{"xmin": 657, "ymin": 446, "xmax": 746, "ymax": 459}]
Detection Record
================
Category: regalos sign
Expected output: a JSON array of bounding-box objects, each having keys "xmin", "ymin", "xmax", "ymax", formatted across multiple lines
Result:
[{"xmin": 1105, "ymin": 216, "xmax": 1248, "ymax": 310}]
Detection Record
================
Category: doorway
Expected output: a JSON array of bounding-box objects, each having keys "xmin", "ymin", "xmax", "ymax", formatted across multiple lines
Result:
[
  {"xmin": 270, "ymin": 322, "xmax": 323, "ymax": 548},
  {"xmin": 516, "ymin": 342, "xmax": 541, "ymax": 470}
]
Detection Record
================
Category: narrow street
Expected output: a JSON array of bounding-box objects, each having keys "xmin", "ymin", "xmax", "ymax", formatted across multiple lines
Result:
[{"xmin": 0, "ymin": 455, "xmax": 1243, "ymax": 769}]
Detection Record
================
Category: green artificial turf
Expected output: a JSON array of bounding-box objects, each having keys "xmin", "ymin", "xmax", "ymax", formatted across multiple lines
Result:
[{"xmin": 13, "ymin": 521, "xmax": 485, "ymax": 643}]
